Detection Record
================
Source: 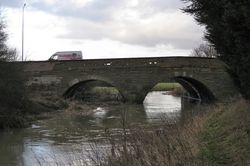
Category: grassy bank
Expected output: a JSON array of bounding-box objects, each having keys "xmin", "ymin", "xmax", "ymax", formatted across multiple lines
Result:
[
  {"xmin": 152, "ymin": 83, "xmax": 184, "ymax": 96},
  {"xmin": 84, "ymin": 83, "xmax": 184, "ymax": 101},
  {"xmin": 20, "ymin": 99, "xmax": 249, "ymax": 165},
  {"xmin": 0, "ymin": 98, "xmax": 67, "ymax": 129},
  {"xmin": 90, "ymin": 87, "xmax": 120, "ymax": 94},
  {"xmin": 151, "ymin": 83, "xmax": 182, "ymax": 91},
  {"xmin": 89, "ymin": 83, "xmax": 183, "ymax": 93},
  {"xmin": 90, "ymin": 83, "xmax": 183, "ymax": 93},
  {"xmin": 89, "ymin": 99, "xmax": 250, "ymax": 166},
  {"xmin": 73, "ymin": 87, "xmax": 123, "ymax": 102},
  {"xmin": 200, "ymin": 100, "xmax": 250, "ymax": 165},
  {"xmin": 0, "ymin": 62, "xmax": 58, "ymax": 129}
]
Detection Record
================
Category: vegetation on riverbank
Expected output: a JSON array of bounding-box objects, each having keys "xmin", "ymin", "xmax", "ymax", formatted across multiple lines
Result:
[
  {"xmin": 86, "ymin": 87, "xmax": 122, "ymax": 102},
  {"xmin": 199, "ymin": 100, "xmax": 250, "ymax": 165},
  {"xmin": 151, "ymin": 83, "xmax": 182, "ymax": 91},
  {"xmin": 0, "ymin": 13, "xmax": 29, "ymax": 129},
  {"xmin": 76, "ymin": 83, "xmax": 184, "ymax": 102},
  {"xmin": 87, "ymin": 99, "xmax": 250, "ymax": 166},
  {"xmin": 0, "ymin": 97, "xmax": 60, "ymax": 129},
  {"xmin": 152, "ymin": 83, "xmax": 184, "ymax": 96},
  {"xmin": 0, "ymin": 11, "xmax": 60, "ymax": 129}
]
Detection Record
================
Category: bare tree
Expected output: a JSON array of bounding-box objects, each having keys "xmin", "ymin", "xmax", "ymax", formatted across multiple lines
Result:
[
  {"xmin": 0, "ymin": 11, "xmax": 17, "ymax": 62},
  {"xmin": 191, "ymin": 43, "xmax": 219, "ymax": 58},
  {"xmin": 0, "ymin": 10, "xmax": 27, "ymax": 129}
]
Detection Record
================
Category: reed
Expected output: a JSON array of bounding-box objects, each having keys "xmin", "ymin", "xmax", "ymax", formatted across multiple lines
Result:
[
  {"xmin": 91, "ymin": 99, "xmax": 250, "ymax": 166},
  {"xmin": 31, "ymin": 99, "xmax": 250, "ymax": 166}
]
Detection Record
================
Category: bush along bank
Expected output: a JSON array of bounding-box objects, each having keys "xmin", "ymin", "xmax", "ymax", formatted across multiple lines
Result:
[
  {"xmin": 0, "ymin": 98, "xmax": 60, "ymax": 129},
  {"xmin": 199, "ymin": 100, "xmax": 250, "ymax": 165},
  {"xmin": 0, "ymin": 63, "xmax": 27, "ymax": 129},
  {"xmin": 0, "ymin": 65, "xmax": 67, "ymax": 129}
]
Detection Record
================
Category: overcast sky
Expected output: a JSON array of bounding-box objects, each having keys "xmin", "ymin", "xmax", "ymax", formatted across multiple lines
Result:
[{"xmin": 1, "ymin": 0, "xmax": 204, "ymax": 60}]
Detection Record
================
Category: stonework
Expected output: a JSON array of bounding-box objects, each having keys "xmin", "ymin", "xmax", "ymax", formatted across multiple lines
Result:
[{"xmin": 15, "ymin": 57, "xmax": 238, "ymax": 103}]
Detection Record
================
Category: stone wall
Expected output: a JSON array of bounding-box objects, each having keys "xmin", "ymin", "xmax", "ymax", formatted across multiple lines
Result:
[{"xmin": 13, "ymin": 57, "xmax": 239, "ymax": 103}]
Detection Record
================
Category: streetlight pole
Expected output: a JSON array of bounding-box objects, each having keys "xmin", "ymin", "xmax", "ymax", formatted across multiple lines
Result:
[{"xmin": 22, "ymin": 3, "xmax": 26, "ymax": 62}]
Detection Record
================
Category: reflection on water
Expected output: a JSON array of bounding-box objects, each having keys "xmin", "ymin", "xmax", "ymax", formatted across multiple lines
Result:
[
  {"xmin": 144, "ymin": 91, "xmax": 181, "ymax": 123},
  {"xmin": 0, "ymin": 91, "xmax": 182, "ymax": 166}
]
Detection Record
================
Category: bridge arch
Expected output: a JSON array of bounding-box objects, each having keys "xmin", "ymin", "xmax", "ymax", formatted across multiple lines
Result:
[
  {"xmin": 142, "ymin": 76, "xmax": 216, "ymax": 104},
  {"xmin": 63, "ymin": 78, "xmax": 125, "ymax": 102},
  {"xmin": 174, "ymin": 76, "xmax": 216, "ymax": 103}
]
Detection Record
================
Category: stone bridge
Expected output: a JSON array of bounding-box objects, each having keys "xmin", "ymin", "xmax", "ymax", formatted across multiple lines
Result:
[{"xmin": 16, "ymin": 57, "xmax": 238, "ymax": 103}]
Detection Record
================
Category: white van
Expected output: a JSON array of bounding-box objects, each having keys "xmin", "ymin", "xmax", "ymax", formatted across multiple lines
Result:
[{"xmin": 49, "ymin": 51, "xmax": 82, "ymax": 60}]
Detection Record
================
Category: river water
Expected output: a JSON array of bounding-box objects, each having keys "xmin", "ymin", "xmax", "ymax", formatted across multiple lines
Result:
[{"xmin": 0, "ymin": 91, "xmax": 182, "ymax": 166}]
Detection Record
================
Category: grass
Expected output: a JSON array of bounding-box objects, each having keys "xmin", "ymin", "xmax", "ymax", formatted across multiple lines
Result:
[
  {"xmin": 199, "ymin": 100, "xmax": 250, "ymax": 165},
  {"xmin": 71, "ymin": 83, "xmax": 184, "ymax": 102},
  {"xmin": 29, "ymin": 99, "xmax": 250, "ymax": 165},
  {"xmin": 89, "ymin": 83, "xmax": 183, "ymax": 93},
  {"xmin": 77, "ymin": 87, "xmax": 123, "ymax": 102},
  {"xmin": 152, "ymin": 83, "xmax": 184, "ymax": 97},
  {"xmin": 90, "ymin": 87, "xmax": 120, "ymax": 95},
  {"xmin": 91, "ymin": 99, "xmax": 250, "ymax": 166},
  {"xmin": 0, "ymin": 99, "xmax": 62, "ymax": 129},
  {"xmin": 94, "ymin": 107, "xmax": 207, "ymax": 166},
  {"xmin": 151, "ymin": 83, "xmax": 183, "ymax": 91}
]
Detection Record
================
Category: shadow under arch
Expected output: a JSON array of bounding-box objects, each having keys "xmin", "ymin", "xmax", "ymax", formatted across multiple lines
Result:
[
  {"xmin": 174, "ymin": 76, "xmax": 216, "ymax": 103},
  {"xmin": 63, "ymin": 79, "xmax": 125, "ymax": 102}
]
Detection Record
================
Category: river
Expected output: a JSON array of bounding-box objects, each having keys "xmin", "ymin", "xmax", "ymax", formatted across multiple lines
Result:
[{"xmin": 0, "ymin": 91, "xmax": 183, "ymax": 166}]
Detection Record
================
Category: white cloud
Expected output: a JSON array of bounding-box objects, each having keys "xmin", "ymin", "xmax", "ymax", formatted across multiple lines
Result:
[
  {"xmin": 5, "ymin": 8, "xmax": 67, "ymax": 60},
  {"xmin": 61, "ymin": 9, "xmax": 203, "ymax": 49},
  {"xmin": 70, "ymin": 0, "xmax": 95, "ymax": 8},
  {"xmin": 128, "ymin": 0, "xmax": 139, "ymax": 7},
  {"xmin": 43, "ymin": 0, "xmax": 58, "ymax": 5},
  {"xmin": 3, "ymin": 0, "xmax": 204, "ymax": 61}
]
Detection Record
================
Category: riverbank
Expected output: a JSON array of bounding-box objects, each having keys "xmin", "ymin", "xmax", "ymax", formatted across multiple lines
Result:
[
  {"xmin": 0, "ymin": 98, "xmax": 66, "ymax": 129},
  {"xmin": 96, "ymin": 99, "xmax": 250, "ymax": 165},
  {"xmin": 200, "ymin": 99, "xmax": 250, "ymax": 165},
  {"xmin": 74, "ymin": 83, "xmax": 183, "ymax": 102},
  {"xmin": 0, "ymin": 93, "xmax": 248, "ymax": 165}
]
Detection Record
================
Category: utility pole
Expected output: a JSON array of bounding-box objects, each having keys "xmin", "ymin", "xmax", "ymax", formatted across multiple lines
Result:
[{"xmin": 22, "ymin": 3, "xmax": 26, "ymax": 62}]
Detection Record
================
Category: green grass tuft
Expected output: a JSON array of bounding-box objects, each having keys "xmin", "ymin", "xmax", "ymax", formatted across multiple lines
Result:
[{"xmin": 200, "ymin": 100, "xmax": 250, "ymax": 165}]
